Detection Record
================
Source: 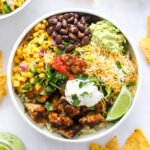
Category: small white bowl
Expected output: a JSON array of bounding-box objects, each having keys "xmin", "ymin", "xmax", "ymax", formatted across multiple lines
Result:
[
  {"xmin": 0, "ymin": 0, "xmax": 31, "ymax": 20},
  {"xmin": 7, "ymin": 8, "xmax": 142, "ymax": 143}
]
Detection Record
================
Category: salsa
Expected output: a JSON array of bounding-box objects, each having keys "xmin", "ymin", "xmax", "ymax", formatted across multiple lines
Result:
[{"xmin": 52, "ymin": 54, "xmax": 87, "ymax": 80}]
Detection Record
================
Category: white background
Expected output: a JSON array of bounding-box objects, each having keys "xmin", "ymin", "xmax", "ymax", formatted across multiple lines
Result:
[{"xmin": 0, "ymin": 0, "xmax": 150, "ymax": 149}]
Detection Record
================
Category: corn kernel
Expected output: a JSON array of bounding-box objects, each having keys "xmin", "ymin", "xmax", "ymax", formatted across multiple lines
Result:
[
  {"xmin": 33, "ymin": 53, "xmax": 39, "ymax": 59},
  {"xmin": 35, "ymin": 84, "xmax": 41, "ymax": 91},
  {"xmin": 39, "ymin": 30, "xmax": 44, "ymax": 33},
  {"xmin": 27, "ymin": 72, "xmax": 34, "ymax": 78},
  {"xmin": 18, "ymin": 76, "xmax": 26, "ymax": 82},
  {"xmin": 14, "ymin": 56, "xmax": 20, "ymax": 63},
  {"xmin": 21, "ymin": 72, "xmax": 28, "ymax": 78},
  {"xmin": 42, "ymin": 20, "xmax": 47, "ymax": 24},
  {"xmin": 43, "ymin": 41, "xmax": 51, "ymax": 49},
  {"xmin": 39, "ymin": 73, "xmax": 45, "ymax": 78},
  {"xmin": 10, "ymin": 5, "xmax": 15, "ymax": 11},
  {"xmin": 14, "ymin": 74, "xmax": 20, "ymax": 80},
  {"xmin": 35, "ymin": 58, "xmax": 40, "ymax": 63},
  {"xmin": 33, "ymin": 32, "xmax": 39, "ymax": 38},
  {"xmin": 12, "ymin": 66, "xmax": 19, "ymax": 73},
  {"xmin": 16, "ymin": 48, "xmax": 22, "ymax": 56},
  {"xmin": 38, "ymin": 62, "xmax": 44, "ymax": 67},
  {"xmin": 30, "ymin": 78, "xmax": 35, "ymax": 84},
  {"xmin": 13, "ymin": 80, "xmax": 20, "ymax": 87},
  {"xmin": 37, "ymin": 68, "xmax": 42, "ymax": 73},
  {"xmin": 53, "ymin": 46, "xmax": 57, "ymax": 52}
]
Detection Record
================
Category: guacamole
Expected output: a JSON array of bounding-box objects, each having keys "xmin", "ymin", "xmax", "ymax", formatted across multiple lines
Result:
[{"xmin": 90, "ymin": 20, "xmax": 127, "ymax": 53}]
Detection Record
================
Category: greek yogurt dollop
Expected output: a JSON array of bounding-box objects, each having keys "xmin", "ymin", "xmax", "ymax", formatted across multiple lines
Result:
[{"xmin": 65, "ymin": 79, "xmax": 104, "ymax": 107}]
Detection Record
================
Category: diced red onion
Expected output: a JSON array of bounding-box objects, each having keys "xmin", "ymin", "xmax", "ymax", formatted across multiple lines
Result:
[
  {"xmin": 7, "ymin": 0, "xmax": 14, "ymax": 6},
  {"xmin": 21, "ymin": 63, "xmax": 27, "ymax": 72},
  {"xmin": 52, "ymin": 39, "xmax": 56, "ymax": 46},
  {"xmin": 39, "ymin": 50, "xmax": 45, "ymax": 56}
]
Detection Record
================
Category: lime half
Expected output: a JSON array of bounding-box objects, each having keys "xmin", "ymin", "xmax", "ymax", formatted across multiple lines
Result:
[{"xmin": 106, "ymin": 86, "xmax": 132, "ymax": 121}]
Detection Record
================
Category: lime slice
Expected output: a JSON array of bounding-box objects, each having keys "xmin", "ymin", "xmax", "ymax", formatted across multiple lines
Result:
[{"xmin": 106, "ymin": 86, "xmax": 132, "ymax": 121}]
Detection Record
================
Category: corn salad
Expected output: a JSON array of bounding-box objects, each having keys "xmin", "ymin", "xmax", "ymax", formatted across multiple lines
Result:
[
  {"xmin": 12, "ymin": 20, "xmax": 57, "ymax": 93},
  {"xmin": 0, "ymin": 0, "xmax": 25, "ymax": 14}
]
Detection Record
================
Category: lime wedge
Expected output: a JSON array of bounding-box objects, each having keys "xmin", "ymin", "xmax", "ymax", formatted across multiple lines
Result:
[{"xmin": 106, "ymin": 86, "xmax": 132, "ymax": 121}]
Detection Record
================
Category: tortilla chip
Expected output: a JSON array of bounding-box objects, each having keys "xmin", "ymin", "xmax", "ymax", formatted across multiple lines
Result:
[
  {"xmin": 0, "ymin": 51, "xmax": 1, "ymax": 74},
  {"xmin": 106, "ymin": 136, "xmax": 120, "ymax": 150},
  {"xmin": 0, "ymin": 75, "xmax": 7, "ymax": 101},
  {"xmin": 90, "ymin": 143, "xmax": 110, "ymax": 150},
  {"xmin": 147, "ymin": 16, "xmax": 150, "ymax": 38},
  {"xmin": 139, "ymin": 37, "xmax": 150, "ymax": 62},
  {"xmin": 122, "ymin": 128, "xmax": 150, "ymax": 150}
]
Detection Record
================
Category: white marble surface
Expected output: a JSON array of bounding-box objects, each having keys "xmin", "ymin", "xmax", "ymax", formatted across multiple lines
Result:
[{"xmin": 0, "ymin": 0, "xmax": 150, "ymax": 149}]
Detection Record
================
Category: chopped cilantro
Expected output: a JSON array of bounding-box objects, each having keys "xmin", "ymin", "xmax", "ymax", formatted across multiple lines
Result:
[
  {"xmin": 62, "ymin": 40, "xmax": 69, "ymax": 46},
  {"xmin": 89, "ymin": 76, "xmax": 99, "ymax": 86},
  {"xmin": 56, "ymin": 49, "xmax": 65, "ymax": 56},
  {"xmin": 75, "ymin": 74, "xmax": 89, "ymax": 80},
  {"xmin": 84, "ymin": 23, "xmax": 88, "ymax": 28},
  {"xmin": 127, "ymin": 81, "xmax": 136, "ymax": 86},
  {"xmin": 79, "ymin": 81, "xmax": 88, "ymax": 88},
  {"xmin": 22, "ymin": 84, "xmax": 31, "ymax": 90},
  {"xmin": 80, "ymin": 91, "xmax": 88, "ymax": 97},
  {"xmin": 40, "ymin": 91, "xmax": 46, "ymax": 96},
  {"xmin": 29, "ymin": 64, "xmax": 36, "ymax": 73},
  {"xmin": 72, "ymin": 94, "xmax": 81, "ymax": 107},
  {"xmin": 44, "ymin": 101, "xmax": 53, "ymax": 111},
  {"xmin": 71, "ymin": 50, "xmax": 80, "ymax": 55},
  {"xmin": 88, "ymin": 106, "xmax": 95, "ymax": 110},
  {"xmin": 50, "ymin": 82, "xmax": 62, "ymax": 90},
  {"xmin": 116, "ymin": 61, "xmax": 122, "ymax": 69}
]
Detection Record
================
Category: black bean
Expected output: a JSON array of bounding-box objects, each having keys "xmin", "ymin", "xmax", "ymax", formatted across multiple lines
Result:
[
  {"xmin": 68, "ymin": 17, "xmax": 74, "ymax": 23},
  {"xmin": 84, "ymin": 15, "xmax": 91, "ymax": 21},
  {"xmin": 69, "ymin": 26, "xmax": 78, "ymax": 33},
  {"xmin": 70, "ymin": 13, "xmax": 75, "ymax": 17},
  {"xmin": 78, "ymin": 23, "xmax": 85, "ymax": 32},
  {"xmin": 62, "ymin": 35, "xmax": 69, "ymax": 42},
  {"xmin": 84, "ymin": 27, "xmax": 90, "ymax": 35},
  {"xmin": 69, "ymin": 33, "xmax": 77, "ymax": 41},
  {"xmin": 74, "ymin": 18, "xmax": 78, "ymax": 25},
  {"xmin": 60, "ymin": 29, "xmax": 68, "ymax": 35},
  {"xmin": 78, "ymin": 31, "xmax": 85, "ymax": 39},
  {"xmin": 52, "ymin": 31, "xmax": 57, "ymax": 39},
  {"xmin": 57, "ymin": 44, "xmax": 65, "ymax": 50},
  {"xmin": 88, "ymin": 34, "xmax": 92, "ymax": 40},
  {"xmin": 63, "ymin": 13, "xmax": 70, "ymax": 19},
  {"xmin": 55, "ymin": 35, "xmax": 62, "ymax": 44},
  {"xmin": 45, "ymin": 22, "xmax": 49, "ymax": 30},
  {"xmin": 80, "ymin": 16, "xmax": 86, "ymax": 24},
  {"xmin": 66, "ymin": 44, "xmax": 75, "ymax": 52},
  {"xmin": 62, "ymin": 19, "xmax": 68, "ymax": 28},
  {"xmin": 47, "ymin": 26, "xmax": 54, "ymax": 36},
  {"xmin": 48, "ymin": 18, "xmax": 58, "ymax": 25},
  {"xmin": 81, "ymin": 36, "xmax": 89, "ymax": 45},
  {"xmin": 55, "ymin": 22, "xmax": 62, "ymax": 31},
  {"xmin": 58, "ymin": 15, "xmax": 63, "ymax": 21},
  {"xmin": 74, "ymin": 13, "xmax": 79, "ymax": 18}
]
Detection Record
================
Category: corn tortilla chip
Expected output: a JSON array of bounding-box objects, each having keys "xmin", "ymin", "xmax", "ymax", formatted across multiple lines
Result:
[
  {"xmin": 122, "ymin": 128, "xmax": 150, "ymax": 150},
  {"xmin": 139, "ymin": 37, "xmax": 150, "ymax": 63},
  {"xmin": 0, "ymin": 51, "xmax": 1, "ymax": 74},
  {"xmin": 147, "ymin": 16, "xmax": 150, "ymax": 38},
  {"xmin": 0, "ymin": 75, "xmax": 7, "ymax": 101},
  {"xmin": 90, "ymin": 143, "xmax": 110, "ymax": 150},
  {"xmin": 106, "ymin": 136, "xmax": 120, "ymax": 150}
]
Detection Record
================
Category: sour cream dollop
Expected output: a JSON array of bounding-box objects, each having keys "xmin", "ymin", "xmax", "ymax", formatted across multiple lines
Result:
[{"xmin": 65, "ymin": 79, "xmax": 104, "ymax": 107}]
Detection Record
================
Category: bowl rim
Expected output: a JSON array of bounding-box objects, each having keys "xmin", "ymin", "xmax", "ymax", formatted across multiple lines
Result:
[
  {"xmin": 0, "ymin": 0, "xmax": 32, "ymax": 20},
  {"xmin": 7, "ymin": 8, "xmax": 142, "ymax": 143}
]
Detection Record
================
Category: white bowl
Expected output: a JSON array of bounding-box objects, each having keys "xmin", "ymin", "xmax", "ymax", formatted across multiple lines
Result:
[
  {"xmin": 7, "ymin": 8, "xmax": 142, "ymax": 143},
  {"xmin": 0, "ymin": 0, "xmax": 31, "ymax": 20}
]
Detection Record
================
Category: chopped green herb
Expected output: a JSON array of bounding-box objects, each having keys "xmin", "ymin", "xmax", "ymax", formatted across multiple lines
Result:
[
  {"xmin": 40, "ymin": 91, "xmax": 46, "ymax": 96},
  {"xmin": 79, "ymin": 81, "xmax": 88, "ymax": 88},
  {"xmin": 127, "ymin": 81, "xmax": 136, "ymax": 86},
  {"xmin": 80, "ymin": 91, "xmax": 88, "ymax": 97},
  {"xmin": 44, "ymin": 101, "xmax": 53, "ymax": 111},
  {"xmin": 116, "ymin": 61, "xmax": 122, "ymax": 69},
  {"xmin": 84, "ymin": 23, "xmax": 88, "ymax": 28},
  {"xmin": 71, "ymin": 50, "xmax": 80, "ymax": 55},
  {"xmin": 56, "ymin": 49, "xmax": 65, "ymax": 56},
  {"xmin": 44, "ymin": 86, "xmax": 54, "ymax": 93},
  {"xmin": 50, "ymin": 82, "xmax": 62, "ymax": 90},
  {"xmin": 3, "ymin": 5, "xmax": 11, "ymax": 13},
  {"xmin": 75, "ymin": 74, "xmax": 89, "ymax": 80},
  {"xmin": 62, "ymin": 40, "xmax": 69, "ymax": 46},
  {"xmin": 88, "ymin": 106, "xmax": 95, "ymax": 110},
  {"xmin": 72, "ymin": 94, "xmax": 80, "ymax": 107},
  {"xmin": 29, "ymin": 64, "xmax": 36, "ymax": 73},
  {"xmin": 102, "ymin": 84, "xmax": 112, "ymax": 98},
  {"xmin": 52, "ymin": 72, "xmax": 67, "ymax": 83},
  {"xmin": 123, "ymin": 41, "xmax": 129, "ymax": 55},
  {"xmin": 24, "ymin": 105, "xmax": 28, "ymax": 113},
  {"xmin": 22, "ymin": 84, "xmax": 31, "ymax": 90},
  {"xmin": 89, "ymin": 76, "xmax": 99, "ymax": 86}
]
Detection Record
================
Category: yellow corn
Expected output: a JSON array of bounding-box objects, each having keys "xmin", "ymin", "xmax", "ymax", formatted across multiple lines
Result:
[
  {"xmin": 12, "ymin": 66, "xmax": 19, "ymax": 73},
  {"xmin": 37, "ymin": 68, "xmax": 42, "ymax": 73},
  {"xmin": 35, "ymin": 84, "xmax": 41, "ymax": 91},
  {"xmin": 27, "ymin": 72, "xmax": 34, "ymax": 78},
  {"xmin": 38, "ymin": 62, "xmax": 44, "ymax": 67},
  {"xmin": 43, "ymin": 41, "xmax": 51, "ymax": 49},
  {"xmin": 21, "ymin": 72, "xmax": 28, "ymax": 78},
  {"xmin": 39, "ymin": 73, "xmax": 45, "ymax": 78},
  {"xmin": 18, "ymin": 76, "xmax": 26, "ymax": 82},
  {"xmin": 13, "ymin": 80, "xmax": 20, "ymax": 87},
  {"xmin": 14, "ymin": 56, "xmax": 20, "ymax": 63},
  {"xmin": 30, "ymin": 78, "xmax": 35, "ymax": 84}
]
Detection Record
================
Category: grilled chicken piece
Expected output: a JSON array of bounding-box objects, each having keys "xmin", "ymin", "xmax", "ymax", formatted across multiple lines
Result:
[
  {"xmin": 25, "ymin": 103, "xmax": 45, "ymax": 124},
  {"xmin": 48, "ymin": 112, "xmax": 73, "ymax": 129},
  {"xmin": 26, "ymin": 91, "xmax": 39, "ymax": 99},
  {"xmin": 52, "ymin": 96, "xmax": 80, "ymax": 118},
  {"xmin": 95, "ymin": 102, "xmax": 105, "ymax": 113},
  {"xmin": 79, "ymin": 113, "xmax": 105, "ymax": 128},
  {"xmin": 57, "ymin": 125, "xmax": 82, "ymax": 139}
]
